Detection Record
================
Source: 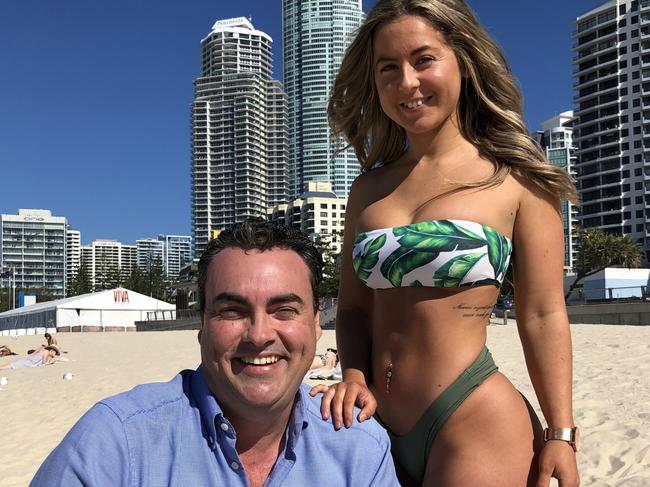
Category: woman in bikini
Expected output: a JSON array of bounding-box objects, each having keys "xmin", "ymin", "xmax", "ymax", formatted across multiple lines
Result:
[{"xmin": 310, "ymin": 1, "xmax": 580, "ymax": 486}]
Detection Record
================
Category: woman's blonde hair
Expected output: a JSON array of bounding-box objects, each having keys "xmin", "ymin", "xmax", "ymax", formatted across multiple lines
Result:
[{"xmin": 328, "ymin": 0, "xmax": 578, "ymax": 203}]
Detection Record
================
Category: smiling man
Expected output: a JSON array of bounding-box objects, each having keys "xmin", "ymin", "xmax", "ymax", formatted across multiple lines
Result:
[{"xmin": 31, "ymin": 219, "xmax": 398, "ymax": 487}]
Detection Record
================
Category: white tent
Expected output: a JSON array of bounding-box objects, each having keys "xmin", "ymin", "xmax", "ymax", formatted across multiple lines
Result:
[{"xmin": 0, "ymin": 288, "xmax": 175, "ymax": 335}]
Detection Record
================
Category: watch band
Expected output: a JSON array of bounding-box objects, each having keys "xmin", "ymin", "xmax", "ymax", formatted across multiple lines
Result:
[{"xmin": 543, "ymin": 427, "xmax": 580, "ymax": 452}]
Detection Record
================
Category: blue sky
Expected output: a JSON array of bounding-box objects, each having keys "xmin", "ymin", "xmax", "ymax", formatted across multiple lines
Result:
[{"xmin": 0, "ymin": 0, "xmax": 601, "ymax": 245}]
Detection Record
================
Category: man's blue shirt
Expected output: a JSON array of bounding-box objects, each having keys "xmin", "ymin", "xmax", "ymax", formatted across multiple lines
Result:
[{"xmin": 31, "ymin": 367, "xmax": 399, "ymax": 486}]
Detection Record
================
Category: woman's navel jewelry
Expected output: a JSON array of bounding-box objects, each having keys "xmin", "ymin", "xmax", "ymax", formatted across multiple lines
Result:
[{"xmin": 385, "ymin": 362, "xmax": 393, "ymax": 395}]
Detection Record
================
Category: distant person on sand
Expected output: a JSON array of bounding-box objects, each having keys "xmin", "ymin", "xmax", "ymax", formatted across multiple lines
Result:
[
  {"xmin": 0, "ymin": 345, "xmax": 18, "ymax": 357},
  {"xmin": 27, "ymin": 333, "xmax": 60, "ymax": 355},
  {"xmin": 31, "ymin": 219, "xmax": 398, "ymax": 487},
  {"xmin": 310, "ymin": 347, "xmax": 339, "ymax": 370},
  {"xmin": 0, "ymin": 345, "xmax": 59, "ymax": 370},
  {"xmin": 44, "ymin": 333, "xmax": 58, "ymax": 347},
  {"xmin": 306, "ymin": 348, "xmax": 339, "ymax": 380}
]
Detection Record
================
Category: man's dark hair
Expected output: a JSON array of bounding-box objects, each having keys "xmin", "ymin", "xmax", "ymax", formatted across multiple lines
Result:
[{"xmin": 197, "ymin": 218, "xmax": 323, "ymax": 312}]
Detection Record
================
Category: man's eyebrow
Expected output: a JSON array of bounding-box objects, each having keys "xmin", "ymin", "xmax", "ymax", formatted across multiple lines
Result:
[
  {"xmin": 375, "ymin": 45, "xmax": 440, "ymax": 65},
  {"xmin": 210, "ymin": 293, "xmax": 249, "ymax": 306},
  {"xmin": 267, "ymin": 294, "xmax": 305, "ymax": 307}
]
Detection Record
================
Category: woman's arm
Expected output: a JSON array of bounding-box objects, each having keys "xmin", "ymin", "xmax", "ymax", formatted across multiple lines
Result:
[
  {"xmin": 311, "ymin": 177, "xmax": 377, "ymax": 428},
  {"xmin": 43, "ymin": 350, "xmax": 56, "ymax": 365},
  {"xmin": 512, "ymin": 181, "xmax": 579, "ymax": 487}
]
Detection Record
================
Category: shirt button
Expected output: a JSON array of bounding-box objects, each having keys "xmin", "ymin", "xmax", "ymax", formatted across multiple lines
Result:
[
  {"xmin": 220, "ymin": 423, "xmax": 229, "ymax": 432},
  {"xmin": 230, "ymin": 461, "xmax": 240, "ymax": 470}
]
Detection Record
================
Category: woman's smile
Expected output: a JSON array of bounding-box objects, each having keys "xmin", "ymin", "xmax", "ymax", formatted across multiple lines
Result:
[{"xmin": 373, "ymin": 15, "xmax": 462, "ymax": 139}]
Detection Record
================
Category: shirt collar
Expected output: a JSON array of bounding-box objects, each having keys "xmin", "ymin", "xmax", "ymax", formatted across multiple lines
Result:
[
  {"xmin": 286, "ymin": 385, "xmax": 309, "ymax": 451},
  {"xmin": 191, "ymin": 366, "xmax": 223, "ymax": 449},
  {"xmin": 190, "ymin": 366, "xmax": 310, "ymax": 451}
]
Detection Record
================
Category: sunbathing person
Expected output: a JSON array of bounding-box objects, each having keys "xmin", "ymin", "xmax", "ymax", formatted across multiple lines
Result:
[
  {"xmin": 306, "ymin": 348, "xmax": 340, "ymax": 380},
  {"xmin": 27, "ymin": 333, "xmax": 61, "ymax": 355},
  {"xmin": 0, "ymin": 345, "xmax": 60, "ymax": 370},
  {"xmin": 310, "ymin": 348, "xmax": 339, "ymax": 369},
  {"xmin": 0, "ymin": 345, "xmax": 18, "ymax": 357},
  {"xmin": 45, "ymin": 333, "xmax": 58, "ymax": 347}
]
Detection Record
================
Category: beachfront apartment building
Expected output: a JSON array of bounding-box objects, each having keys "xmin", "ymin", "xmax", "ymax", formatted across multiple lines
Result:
[
  {"xmin": 136, "ymin": 238, "xmax": 164, "ymax": 274},
  {"xmin": 80, "ymin": 239, "xmax": 136, "ymax": 289},
  {"xmin": 137, "ymin": 235, "xmax": 192, "ymax": 279},
  {"xmin": 0, "ymin": 209, "xmax": 67, "ymax": 300},
  {"xmin": 121, "ymin": 244, "xmax": 137, "ymax": 272},
  {"xmin": 282, "ymin": 0, "xmax": 364, "ymax": 198},
  {"xmin": 65, "ymin": 228, "xmax": 81, "ymax": 288},
  {"xmin": 160, "ymin": 235, "xmax": 192, "ymax": 278},
  {"xmin": 572, "ymin": 0, "xmax": 650, "ymax": 263},
  {"xmin": 267, "ymin": 181, "xmax": 347, "ymax": 253},
  {"xmin": 191, "ymin": 17, "xmax": 288, "ymax": 257},
  {"xmin": 537, "ymin": 111, "xmax": 580, "ymax": 271}
]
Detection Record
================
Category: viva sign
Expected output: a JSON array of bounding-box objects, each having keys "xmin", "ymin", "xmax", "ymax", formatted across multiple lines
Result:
[{"xmin": 113, "ymin": 290, "xmax": 129, "ymax": 303}]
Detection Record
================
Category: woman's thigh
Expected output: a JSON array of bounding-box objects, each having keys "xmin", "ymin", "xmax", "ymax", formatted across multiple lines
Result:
[{"xmin": 423, "ymin": 372, "xmax": 543, "ymax": 487}]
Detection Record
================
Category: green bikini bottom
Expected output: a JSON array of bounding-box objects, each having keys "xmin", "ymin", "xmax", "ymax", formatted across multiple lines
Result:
[{"xmin": 375, "ymin": 346, "xmax": 498, "ymax": 484}]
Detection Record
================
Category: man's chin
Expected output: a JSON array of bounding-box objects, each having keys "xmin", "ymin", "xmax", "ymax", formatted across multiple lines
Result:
[{"xmin": 234, "ymin": 384, "xmax": 295, "ymax": 412}]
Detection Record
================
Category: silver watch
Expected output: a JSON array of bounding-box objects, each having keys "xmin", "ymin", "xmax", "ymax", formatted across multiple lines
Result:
[{"xmin": 543, "ymin": 426, "xmax": 580, "ymax": 452}]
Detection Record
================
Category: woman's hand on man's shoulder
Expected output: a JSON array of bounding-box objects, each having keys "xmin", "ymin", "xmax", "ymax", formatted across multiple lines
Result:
[{"xmin": 309, "ymin": 380, "xmax": 378, "ymax": 429}]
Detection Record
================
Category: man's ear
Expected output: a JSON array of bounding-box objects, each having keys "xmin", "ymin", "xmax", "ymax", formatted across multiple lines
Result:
[{"xmin": 314, "ymin": 310, "xmax": 322, "ymax": 341}]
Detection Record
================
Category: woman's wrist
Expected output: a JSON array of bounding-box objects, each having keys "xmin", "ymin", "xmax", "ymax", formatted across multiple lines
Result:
[{"xmin": 341, "ymin": 368, "xmax": 368, "ymax": 386}]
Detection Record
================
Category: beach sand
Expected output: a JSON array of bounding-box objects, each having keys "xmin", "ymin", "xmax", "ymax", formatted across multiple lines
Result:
[{"xmin": 0, "ymin": 324, "xmax": 648, "ymax": 486}]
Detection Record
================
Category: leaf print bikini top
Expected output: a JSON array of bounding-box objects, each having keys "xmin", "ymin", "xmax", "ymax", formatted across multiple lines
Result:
[{"xmin": 352, "ymin": 219, "xmax": 512, "ymax": 289}]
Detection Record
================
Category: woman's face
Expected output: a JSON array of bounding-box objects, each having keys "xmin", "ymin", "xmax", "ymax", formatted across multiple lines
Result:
[{"xmin": 373, "ymin": 15, "xmax": 463, "ymax": 139}]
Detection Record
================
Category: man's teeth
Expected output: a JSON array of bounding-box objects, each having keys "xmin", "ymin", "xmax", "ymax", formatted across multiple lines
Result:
[{"xmin": 241, "ymin": 356, "xmax": 280, "ymax": 365}]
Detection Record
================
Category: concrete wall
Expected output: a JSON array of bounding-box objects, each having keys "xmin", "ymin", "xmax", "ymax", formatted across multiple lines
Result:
[
  {"xmin": 567, "ymin": 302, "xmax": 650, "ymax": 325},
  {"xmin": 132, "ymin": 302, "xmax": 650, "ymax": 330},
  {"xmin": 57, "ymin": 325, "xmax": 136, "ymax": 332},
  {"xmin": 135, "ymin": 318, "xmax": 201, "ymax": 331}
]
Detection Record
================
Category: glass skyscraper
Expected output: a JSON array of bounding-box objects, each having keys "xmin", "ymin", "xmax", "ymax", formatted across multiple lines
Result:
[
  {"xmin": 282, "ymin": 0, "xmax": 364, "ymax": 198},
  {"xmin": 537, "ymin": 112, "xmax": 579, "ymax": 271}
]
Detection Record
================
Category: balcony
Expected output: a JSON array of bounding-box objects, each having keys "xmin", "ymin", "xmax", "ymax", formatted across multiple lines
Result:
[
  {"xmin": 572, "ymin": 13, "xmax": 616, "ymax": 39},
  {"xmin": 573, "ymin": 46, "xmax": 619, "ymax": 74},
  {"xmin": 572, "ymin": 38, "xmax": 617, "ymax": 63},
  {"xmin": 573, "ymin": 84, "xmax": 619, "ymax": 104}
]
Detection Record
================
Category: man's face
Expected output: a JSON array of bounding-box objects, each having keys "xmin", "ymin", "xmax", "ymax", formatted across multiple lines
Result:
[{"xmin": 200, "ymin": 247, "xmax": 321, "ymax": 418}]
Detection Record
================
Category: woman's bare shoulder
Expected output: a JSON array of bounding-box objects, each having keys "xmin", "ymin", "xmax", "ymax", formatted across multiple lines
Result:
[
  {"xmin": 349, "ymin": 163, "xmax": 395, "ymax": 204},
  {"xmin": 509, "ymin": 170, "xmax": 561, "ymax": 211}
]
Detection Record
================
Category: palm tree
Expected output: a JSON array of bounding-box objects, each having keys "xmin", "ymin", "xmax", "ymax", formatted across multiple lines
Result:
[{"xmin": 565, "ymin": 228, "xmax": 644, "ymax": 301}]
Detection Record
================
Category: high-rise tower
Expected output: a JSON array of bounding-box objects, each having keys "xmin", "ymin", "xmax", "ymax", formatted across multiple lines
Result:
[
  {"xmin": 80, "ymin": 239, "xmax": 136, "ymax": 290},
  {"xmin": 66, "ymin": 228, "xmax": 81, "ymax": 290},
  {"xmin": 537, "ymin": 111, "xmax": 579, "ymax": 271},
  {"xmin": 0, "ymin": 209, "xmax": 67, "ymax": 300},
  {"xmin": 191, "ymin": 17, "xmax": 288, "ymax": 257},
  {"xmin": 136, "ymin": 235, "xmax": 192, "ymax": 279},
  {"xmin": 572, "ymin": 0, "xmax": 650, "ymax": 262},
  {"xmin": 282, "ymin": 0, "xmax": 364, "ymax": 198}
]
